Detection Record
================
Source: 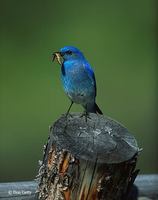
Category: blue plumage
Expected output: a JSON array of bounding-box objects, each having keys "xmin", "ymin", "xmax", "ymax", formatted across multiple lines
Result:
[{"xmin": 53, "ymin": 46, "xmax": 103, "ymax": 115}]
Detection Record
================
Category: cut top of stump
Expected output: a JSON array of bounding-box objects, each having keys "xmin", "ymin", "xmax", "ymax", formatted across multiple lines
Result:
[{"xmin": 50, "ymin": 113, "xmax": 139, "ymax": 164}]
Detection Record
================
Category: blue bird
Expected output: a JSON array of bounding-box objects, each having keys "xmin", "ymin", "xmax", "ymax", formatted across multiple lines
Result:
[{"xmin": 53, "ymin": 46, "xmax": 103, "ymax": 117}]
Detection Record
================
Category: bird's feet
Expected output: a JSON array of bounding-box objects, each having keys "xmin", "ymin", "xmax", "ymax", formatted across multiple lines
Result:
[
  {"xmin": 65, "ymin": 113, "xmax": 73, "ymax": 119},
  {"xmin": 80, "ymin": 111, "xmax": 91, "ymax": 122},
  {"xmin": 65, "ymin": 112, "xmax": 73, "ymax": 118}
]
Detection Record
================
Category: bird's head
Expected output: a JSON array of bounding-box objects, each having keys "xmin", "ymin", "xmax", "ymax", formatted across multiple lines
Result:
[{"xmin": 52, "ymin": 46, "xmax": 85, "ymax": 65}]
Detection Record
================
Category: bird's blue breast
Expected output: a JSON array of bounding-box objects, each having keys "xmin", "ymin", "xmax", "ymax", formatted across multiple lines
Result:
[{"xmin": 61, "ymin": 60, "xmax": 96, "ymax": 105}]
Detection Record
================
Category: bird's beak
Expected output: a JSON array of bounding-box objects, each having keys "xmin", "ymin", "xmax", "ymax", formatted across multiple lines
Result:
[{"xmin": 52, "ymin": 52, "xmax": 63, "ymax": 65}]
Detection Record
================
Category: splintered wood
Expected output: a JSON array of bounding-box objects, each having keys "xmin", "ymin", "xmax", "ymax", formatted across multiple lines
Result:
[{"xmin": 38, "ymin": 147, "xmax": 78, "ymax": 200}]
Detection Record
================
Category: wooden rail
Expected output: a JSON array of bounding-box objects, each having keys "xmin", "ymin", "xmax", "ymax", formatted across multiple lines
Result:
[{"xmin": 0, "ymin": 174, "xmax": 157, "ymax": 199}]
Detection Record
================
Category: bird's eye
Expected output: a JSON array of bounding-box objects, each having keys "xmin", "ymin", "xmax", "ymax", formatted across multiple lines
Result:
[{"xmin": 66, "ymin": 50, "xmax": 72, "ymax": 55}]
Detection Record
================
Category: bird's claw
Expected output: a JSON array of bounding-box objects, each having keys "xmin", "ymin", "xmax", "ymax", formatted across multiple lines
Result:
[
  {"xmin": 80, "ymin": 111, "xmax": 91, "ymax": 122},
  {"xmin": 65, "ymin": 112, "xmax": 73, "ymax": 118}
]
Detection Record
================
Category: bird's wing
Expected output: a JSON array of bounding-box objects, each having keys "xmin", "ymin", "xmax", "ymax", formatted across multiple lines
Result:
[{"xmin": 83, "ymin": 62, "xmax": 97, "ymax": 97}]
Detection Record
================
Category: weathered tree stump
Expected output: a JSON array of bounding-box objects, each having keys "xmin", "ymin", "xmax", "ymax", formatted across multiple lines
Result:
[{"xmin": 37, "ymin": 113, "xmax": 140, "ymax": 200}]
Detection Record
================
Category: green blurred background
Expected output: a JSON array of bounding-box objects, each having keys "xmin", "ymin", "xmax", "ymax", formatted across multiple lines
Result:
[{"xmin": 0, "ymin": 0, "xmax": 157, "ymax": 182}]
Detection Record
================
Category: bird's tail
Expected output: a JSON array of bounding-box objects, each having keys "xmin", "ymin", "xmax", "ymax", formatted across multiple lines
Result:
[
  {"xmin": 86, "ymin": 103, "xmax": 103, "ymax": 115},
  {"xmin": 94, "ymin": 103, "xmax": 103, "ymax": 114}
]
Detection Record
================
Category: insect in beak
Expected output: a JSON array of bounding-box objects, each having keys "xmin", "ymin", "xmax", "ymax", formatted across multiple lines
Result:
[{"xmin": 52, "ymin": 52, "xmax": 62, "ymax": 65}]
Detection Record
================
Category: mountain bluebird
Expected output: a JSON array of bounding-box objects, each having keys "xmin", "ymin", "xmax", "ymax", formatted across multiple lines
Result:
[{"xmin": 53, "ymin": 46, "xmax": 103, "ymax": 117}]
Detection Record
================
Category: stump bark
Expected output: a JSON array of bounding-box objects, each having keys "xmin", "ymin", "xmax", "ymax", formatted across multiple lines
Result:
[{"xmin": 37, "ymin": 113, "xmax": 140, "ymax": 200}]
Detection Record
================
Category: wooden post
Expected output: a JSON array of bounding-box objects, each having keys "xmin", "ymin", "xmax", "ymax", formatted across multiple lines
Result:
[{"xmin": 37, "ymin": 113, "xmax": 140, "ymax": 200}]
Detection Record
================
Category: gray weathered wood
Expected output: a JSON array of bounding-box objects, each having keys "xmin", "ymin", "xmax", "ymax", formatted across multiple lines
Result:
[
  {"xmin": 0, "ymin": 175, "xmax": 157, "ymax": 199},
  {"xmin": 50, "ymin": 113, "xmax": 139, "ymax": 163},
  {"xmin": 37, "ymin": 113, "xmax": 140, "ymax": 199},
  {"xmin": 135, "ymin": 174, "xmax": 158, "ymax": 200},
  {"xmin": 0, "ymin": 181, "xmax": 37, "ymax": 199}
]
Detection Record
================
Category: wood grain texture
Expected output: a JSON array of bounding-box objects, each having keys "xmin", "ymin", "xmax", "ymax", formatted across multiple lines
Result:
[
  {"xmin": 37, "ymin": 113, "xmax": 140, "ymax": 199},
  {"xmin": 49, "ymin": 113, "xmax": 139, "ymax": 163}
]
